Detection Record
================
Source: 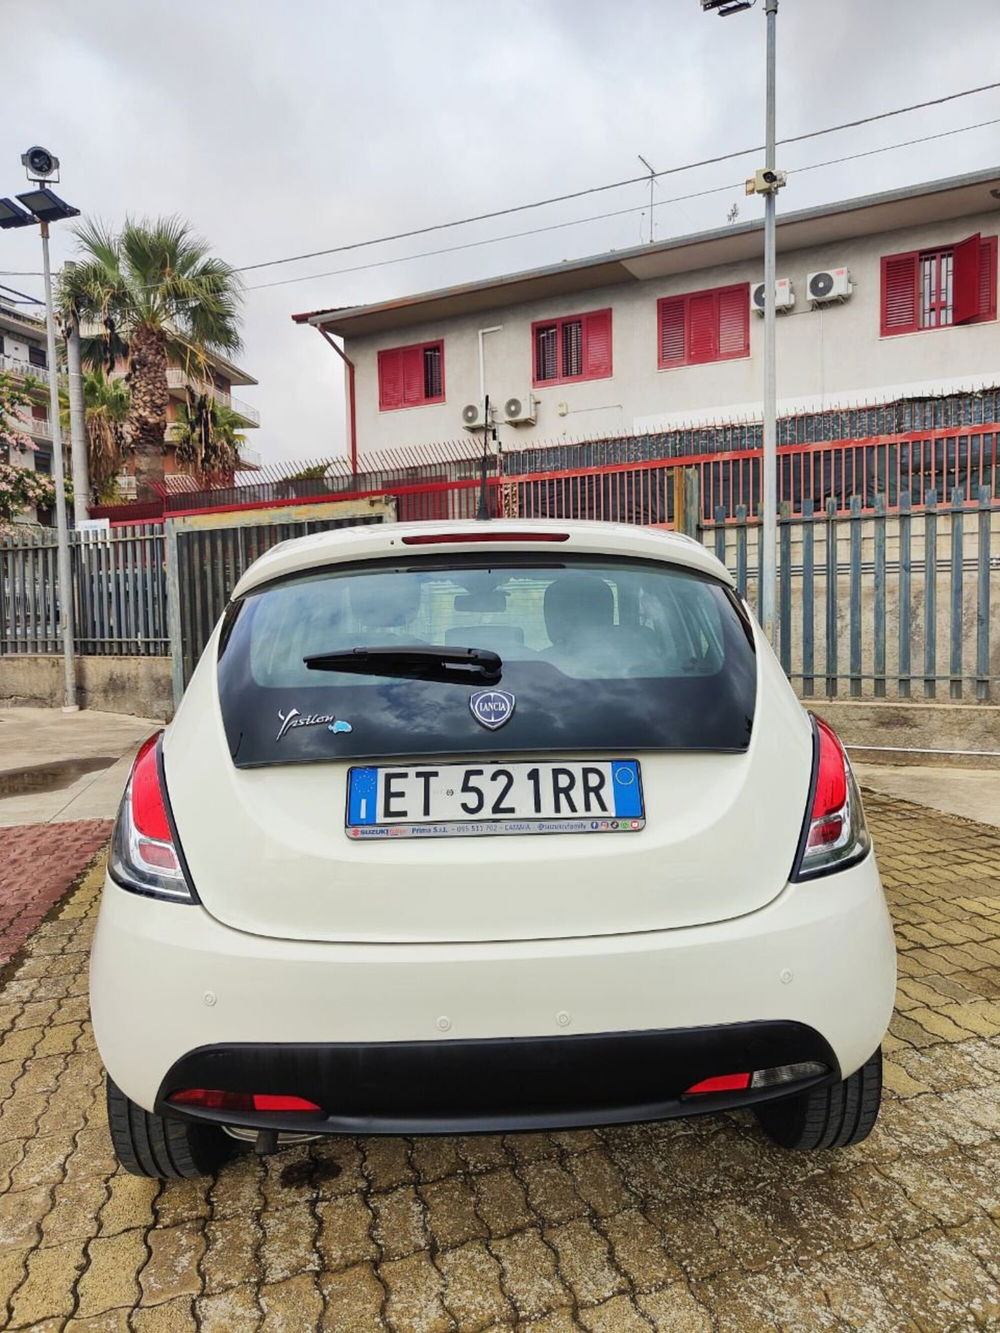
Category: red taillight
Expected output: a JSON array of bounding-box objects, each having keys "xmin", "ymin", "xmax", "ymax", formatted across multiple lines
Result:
[
  {"xmin": 401, "ymin": 531, "xmax": 569, "ymax": 545},
  {"xmin": 792, "ymin": 715, "xmax": 871, "ymax": 880},
  {"xmin": 130, "ymin": 735, "xmax": 173, "ymax": 843},
  {"xmin": 685, "ymin": 1073, "xmax": 752, "ymax": 1094},
  {"xmin": 109, "ymin": 731, "xmax": 195, "ymax": 902},
  {"xmin": 807, "ymin": 720, "xmax": 849, "ymax": 849},
  {"xmin": 169, "ymin": 1089, "xmax": 321, "ymax": 1113}
]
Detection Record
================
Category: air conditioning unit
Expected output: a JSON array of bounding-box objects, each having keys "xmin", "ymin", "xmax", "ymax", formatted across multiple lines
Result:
[
  {"xmin": 807, "ymin": 267, "xmax": 853, "ymax": 305},
  {"xmin": 461, "ymin": 401, "xmax": 488, "ymax": 430},
  {"xmin": 752, "ymin": 278, "xmax": 794, "ymax": 314},
  {"xmin": 502, "ymin": 392, "xmax": 536, "ymax": 425}
]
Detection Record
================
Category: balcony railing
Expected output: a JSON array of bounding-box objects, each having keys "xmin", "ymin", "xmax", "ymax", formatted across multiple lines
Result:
[
  {"xmin": 165, "ymin": 366, "xmax": 260, "ymax": 426},
  {"xmin": 0, "ymin": 353, "xmax": 51, "ymax": 384}
]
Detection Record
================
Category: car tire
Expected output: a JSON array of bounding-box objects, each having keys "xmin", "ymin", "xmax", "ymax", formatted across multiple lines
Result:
[
  {"xmin": 106, "ymin": 1075, "xmax": 239, "ymax": 1179},
  {"xmin": 753, "ymin": 1047, "xmax": 883, "ymax": 1150}
]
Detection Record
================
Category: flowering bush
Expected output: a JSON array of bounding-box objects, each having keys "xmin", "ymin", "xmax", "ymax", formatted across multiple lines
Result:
[
  {"xmin": 0, "ymin": 463, "xmax": 61, "ymax": 526},
  {"xmin": 1, "ymin": 370, "xmax": 40, "ymax": 444}
]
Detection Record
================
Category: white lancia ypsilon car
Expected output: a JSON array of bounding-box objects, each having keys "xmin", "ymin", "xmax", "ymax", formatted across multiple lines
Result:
[{"xmin": 91, "ymin": 519, "xmax": 896, "ymax": 1178}]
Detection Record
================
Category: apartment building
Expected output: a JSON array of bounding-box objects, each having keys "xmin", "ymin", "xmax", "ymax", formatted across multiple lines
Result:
[
  {"xmin": 294, "ymin": 168, "xmax": 1000, "ymax": 457},
  {"xmin": 0, "ymin": 298, "xmax": 55, "ymax": 472}
]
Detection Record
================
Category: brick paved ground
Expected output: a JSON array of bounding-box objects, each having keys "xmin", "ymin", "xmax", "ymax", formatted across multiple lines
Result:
[
  {"xmin": 0, "ymin": 822, "xmax": 113, "ymax": 969},
  {"xmin": 1, "ymin": 793, "xmax": 999, "ymax": 1332}
]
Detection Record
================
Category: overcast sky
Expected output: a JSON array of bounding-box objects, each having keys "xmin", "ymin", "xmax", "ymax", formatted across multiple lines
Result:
[{"xmin": 4, "ymin": 0, "xmax": 999, "ymax": 464}]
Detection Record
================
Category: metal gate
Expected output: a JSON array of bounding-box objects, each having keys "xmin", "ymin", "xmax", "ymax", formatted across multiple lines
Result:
[{"xmin": 165, "ymin": 496, "xmax": 396, "ymax": 702}]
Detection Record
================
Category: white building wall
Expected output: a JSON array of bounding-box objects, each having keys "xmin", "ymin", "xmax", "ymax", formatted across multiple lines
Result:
[{"xmin": 345, "ymin": 207, "xmax": 1000, "ymax": 453}]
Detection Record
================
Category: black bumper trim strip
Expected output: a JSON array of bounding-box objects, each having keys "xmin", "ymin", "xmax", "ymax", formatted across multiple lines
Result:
[{"xmin": 154, "ymin": 1021, "xmax": 839, "ymax": 1136}]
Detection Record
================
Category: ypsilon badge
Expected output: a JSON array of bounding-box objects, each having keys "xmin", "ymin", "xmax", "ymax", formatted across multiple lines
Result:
[
  {"xmin": 469, "ymin": 690, "xmax": 515, "ymax": 731},
  {"xmin": 275, "ymin": 707, "xmax": 352, "ymax": 742}
]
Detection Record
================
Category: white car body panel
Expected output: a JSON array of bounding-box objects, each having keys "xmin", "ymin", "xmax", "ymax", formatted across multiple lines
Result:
[
  {"xmin": 164, "ymin": 520, "xmax": 810, "ymax": 943},
  {"xmin": 90, "ymin": 850, "xmax": 896, "ymax": 1115}
]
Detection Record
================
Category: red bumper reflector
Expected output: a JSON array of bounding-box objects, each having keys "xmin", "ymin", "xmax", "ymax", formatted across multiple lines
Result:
[
  {"xmin": 170, "ymin": 1089, "xmax": 321, "ymax": 1113},
  {"xmin": 401, "ymin": 531, "xmax": 569, "ymax": 545},
  {"xmin": 685, "ymin": 1073, "xmax": 752, "ymax": 1094}
]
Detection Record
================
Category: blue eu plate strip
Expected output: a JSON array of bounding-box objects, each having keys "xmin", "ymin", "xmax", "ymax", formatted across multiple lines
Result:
[
  {"xmin": 610, "ymin": 761, "xmax": 643, "ymax": 818},
  {"xmin": 347, "ymin": 767, "xmax": 378, "ymax": 825}
]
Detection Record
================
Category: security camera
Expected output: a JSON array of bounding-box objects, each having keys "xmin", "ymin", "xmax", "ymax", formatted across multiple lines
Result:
[{"xmin": 21, "ymin": 146, "xmax": 60, "ymax": 183}]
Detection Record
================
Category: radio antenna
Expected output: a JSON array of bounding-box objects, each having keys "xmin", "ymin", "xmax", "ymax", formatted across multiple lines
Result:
[{"xmin": 476, "ymin": 394, "xmax": 493, "ymax": 521}]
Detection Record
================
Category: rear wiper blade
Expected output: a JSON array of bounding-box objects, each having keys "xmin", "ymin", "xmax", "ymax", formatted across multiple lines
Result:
[{"xmin": 304, "ymin": 643, "xmax": 502, "ymax": 685}]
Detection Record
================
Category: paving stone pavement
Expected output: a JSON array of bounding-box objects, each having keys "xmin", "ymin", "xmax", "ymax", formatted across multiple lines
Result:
[
  {"xmin": 1, "ymin": 791, "xmax": 999, "ymax": 1332},
  {"xmin": 0, "ymin": 822, "xmax": 113, "ymax": 969}
]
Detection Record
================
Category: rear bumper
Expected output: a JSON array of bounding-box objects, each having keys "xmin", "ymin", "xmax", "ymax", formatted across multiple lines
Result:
[
  {"xmin": 90, "ymin": 852, "xmax": 896, "ymax": 1120},
  {"xmin": 155, "ymin": 1023, "xmax": 839, "ymax": 1135}
]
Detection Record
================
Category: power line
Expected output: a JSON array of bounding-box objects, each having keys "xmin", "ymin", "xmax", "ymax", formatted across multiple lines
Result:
[
  {"xmin": 235, "ymin": 79, "xmax": 1000, "ymax": 275},
  {"xmin": 244, "ymin": 115, "xmax": 1000, "ymax": 294}
]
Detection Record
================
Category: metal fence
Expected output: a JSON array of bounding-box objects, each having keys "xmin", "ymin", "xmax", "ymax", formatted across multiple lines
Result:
[
  {"xmin": 702, "ymin": 488, "xmax": 1000, "ymax": 701},
  {"xmin": 3, "ymin": 470, "xmax": 999, "ymax": 706},
  {"xmin": 0, "ymin": 525, "xmax": 167, "ymax": 656}
]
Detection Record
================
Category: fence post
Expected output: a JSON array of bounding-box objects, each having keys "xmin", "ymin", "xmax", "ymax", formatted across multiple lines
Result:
[
  {"xmin": 779, "ymin": 501, "xmax": 791, "ymax": 677},
  {"xmin": 949, "ymin": 487, "xmax": 964, "ymax": 700},
  {"xmin": 735, "ymin": 505, "xmax": 748, "ymax": 598},
  {"xmin": 801, "ymin": 499, "xmax": 814, "ymax": 697},
  {"xmin": 899, "ymin": 491, "xmax": 912, "ymax": 699},
  {"xmin": 825, "ymin": 498, "xmax": 838, "ymax": 697},
  {"xmin": 848, "ymin": 495, "xmax": 862, "ymax": 698},
  {"xmin": 873, "ymin": 494, "xmax": 886, "ymax": 699},
  {"xmin": 713, "ymin": 506, "xmax": 726, "ymax": 568},
  {"xmin": 164, "ymin": 518, "xmax": 185, "ymax": 708},
  {"xmin": 675, "ymin": 467, "xmax": 701, "ymax": 539},
  {"xmin": 924, "ymin": 490, "xmax": 937, "ymax": 699},
  {"xmin": 977, "ymin": 486, "xmax": 992, "ymax": 702}
]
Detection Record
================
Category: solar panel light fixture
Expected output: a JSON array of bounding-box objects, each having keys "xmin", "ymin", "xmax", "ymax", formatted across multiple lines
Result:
[
  {"xmin": 21, "ymin": 145, "xmax": 59, "ymax": 182},
  {"xmin": 701, "ymin": 0, "xmax": 754, "ymax": 12},
  {"xmin": 16, "ymin": 188, "xmax": 80, "ymax": 223},
  {"xmin": 0, "ymin": 197, "xmax": 36, "ymax": 229}
]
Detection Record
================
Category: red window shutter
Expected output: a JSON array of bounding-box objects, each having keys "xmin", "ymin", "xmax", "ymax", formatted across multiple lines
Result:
[
  {"xmin": 400, "ymin": 346, "xmax": 424, "ymax": 405},
  {"xmin": 717, "ymin": 286, "xmax": 749, "ymax": 359},
  {"xmin": 378, "ymin": 349, "xmax": 403, "ymax": 410},
  {"xmin": 976, "ymin": 236, "xmax": 997, "ymax": 321},
  {"xmin": 687, "ymin": 292, "xmax": 718, "ymax": 364},
  {"xmin": 952, "ymin": 233, "xmax": 982, "ymax": 325},
  {"xmin": 582, "ymin": 309, "xmax": 612, "ymax": 379},
  {"xmin": 881, "ymin": 252, "xmax": 919, "ymax": 336},
  {"xmin": 659, "ymin": 298, "xmax": 686, "ymax": 367}
]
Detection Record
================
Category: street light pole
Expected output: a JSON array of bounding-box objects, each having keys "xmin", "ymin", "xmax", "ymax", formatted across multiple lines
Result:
[
  {"xmin": 701, "ymin": 0, "xmax": 781, "ymax": 646},
  {"xmin": 760, "ymin": 0, "xmax": 778, "ymax": 644},
  {"xmin": 39, "ymin": 220, "xmax": 78, "ymax": 710}
]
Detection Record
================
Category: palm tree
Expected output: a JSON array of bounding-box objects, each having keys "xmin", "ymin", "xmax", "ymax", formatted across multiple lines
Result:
[
  {"xmin": 58, "ymin": 218, "xmax": 243, "ymax": 498},
  {"xmin": 172, "ymin": 394, "xmax": 248, "ymax": 478},
  {"xmin": 59, "ymin": 370, "xmax": 130, "ymax": 503}
]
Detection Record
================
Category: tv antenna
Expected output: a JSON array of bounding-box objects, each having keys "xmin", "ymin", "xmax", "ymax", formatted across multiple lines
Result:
[{"xmin": 637, "ymin": 155, "xmax": 658, "ymax": 244}]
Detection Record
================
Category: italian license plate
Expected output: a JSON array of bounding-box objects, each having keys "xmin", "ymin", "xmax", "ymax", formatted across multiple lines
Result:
[{"xmin": 346, "ymin": 759, "xmax": 644, "ymax": 840}]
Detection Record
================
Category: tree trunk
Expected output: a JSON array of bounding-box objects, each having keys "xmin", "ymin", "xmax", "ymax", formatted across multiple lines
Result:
[{"xmin": 126, "ymin": 324, "xmax": 169, "ymax": 500}]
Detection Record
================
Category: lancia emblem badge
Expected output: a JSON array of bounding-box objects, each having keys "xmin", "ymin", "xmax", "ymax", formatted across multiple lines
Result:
[{"xmin": 470, "ymin": 690, "xmax": 515, "ymax": 730}]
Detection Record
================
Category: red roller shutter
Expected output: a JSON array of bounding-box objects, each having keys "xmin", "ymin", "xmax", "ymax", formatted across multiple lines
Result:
[
  {"xmin": 718, "ymin": 285, "xmax": 750, "ymax": 359},
  {"xmin": 378, "ymin": 349, "xmax": 404, "ymax": 410},
  {"xmin": 687, "ymin": 292, "xmax": 717, "ymax": 365},
  {"xmin": 881, "ymin": 251, "xmax": 919, "ymax": 336},
  {"xmin": 659, "ymin": 298, "xmax": 686, "ymax": 368},
  {"xmin": 953, "ymin": 233, "xmax": 983, "ymax": 325},
  {"xmin": 401, "ymin": 346, "xmax": 424, "ymax": 404},
  {"xmin": 582, "ymin": 309, "xmax": 612, "ymax": 379},
  {"xmin": 974, "ymin": 235, "xmax": 997, "ymax": 322}
]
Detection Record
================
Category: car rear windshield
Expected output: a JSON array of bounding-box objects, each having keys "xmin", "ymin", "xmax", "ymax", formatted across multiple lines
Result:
[{"xmin": 217, "ymin": 556, "xmax": 757, "ymax": 767}]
